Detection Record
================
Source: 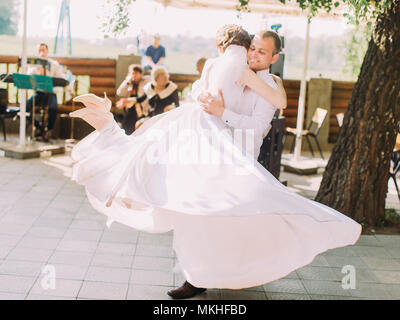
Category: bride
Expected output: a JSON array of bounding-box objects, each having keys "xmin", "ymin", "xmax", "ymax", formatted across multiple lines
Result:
[{"xmin": 70, "ymin": 25, "xmax": 361, "ymax": 299}]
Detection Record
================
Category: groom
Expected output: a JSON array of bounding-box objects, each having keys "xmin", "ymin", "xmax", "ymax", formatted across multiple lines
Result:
[
  {"xmin": 201, "ymin": 29, "xmax": 283, "ymax": 158},
  {"xmin": 167, "ymin": 29, "xmax": 283, "ymax": 299}
]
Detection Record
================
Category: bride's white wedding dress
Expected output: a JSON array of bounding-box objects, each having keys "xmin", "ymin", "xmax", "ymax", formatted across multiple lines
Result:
[{"xmin": 70, "ymin": 45, "xmax": 361, "ymax": 289}]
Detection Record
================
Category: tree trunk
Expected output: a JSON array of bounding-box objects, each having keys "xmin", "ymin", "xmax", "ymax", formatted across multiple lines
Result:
[{"xmin": 315, "ymin": 1, "xmax": 400, "ymax": 226}]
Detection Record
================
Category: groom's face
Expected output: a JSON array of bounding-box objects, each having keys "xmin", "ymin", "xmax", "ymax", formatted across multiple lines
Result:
[{"xmin": 248, "ymin": 35, "xmax": 279, "ymax": 72}]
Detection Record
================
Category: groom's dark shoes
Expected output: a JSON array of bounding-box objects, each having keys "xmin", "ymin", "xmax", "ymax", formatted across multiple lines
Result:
[{"xmin": 167, "ymin": 281, "xmax": 207, "ymax": 299}]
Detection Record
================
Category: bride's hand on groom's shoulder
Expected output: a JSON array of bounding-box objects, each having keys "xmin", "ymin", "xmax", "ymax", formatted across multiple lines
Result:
[{"xmin": 199, "ymin": 90, "xmax": 225, "ymax": 118}]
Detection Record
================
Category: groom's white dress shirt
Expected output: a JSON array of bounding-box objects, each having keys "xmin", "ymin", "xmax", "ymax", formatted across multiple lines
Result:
[{"xmin": 221, "ymin": 69, "xmax": 278, "ymax": 158}]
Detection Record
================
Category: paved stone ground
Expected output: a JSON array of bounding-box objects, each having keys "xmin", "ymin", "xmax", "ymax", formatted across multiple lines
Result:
[{"xmin": 0, "ymin": 145, "xmax": 399, "ymax": 300}]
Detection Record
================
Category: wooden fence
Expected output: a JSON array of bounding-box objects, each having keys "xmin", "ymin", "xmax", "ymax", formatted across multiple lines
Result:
[{"xmin": 0, "ymin": 55, "xmax": 355, "ymax": 143}]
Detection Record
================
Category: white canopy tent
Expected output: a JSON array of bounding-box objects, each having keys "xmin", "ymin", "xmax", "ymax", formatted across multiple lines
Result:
[{"xmin": 154, "ymin": 0, "xmax": 346, "ymax": 162}]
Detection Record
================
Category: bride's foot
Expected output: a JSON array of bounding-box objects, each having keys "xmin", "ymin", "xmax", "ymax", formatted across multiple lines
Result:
[
  {"xmin": 73, "ymin": 92, "xmax": 112, "ymax": 113},
  {"xmin": 70, "ymin": 108, "xmax": 112, "ymax": 131},
  {"xmin": 167, "ymin": 281, "xmax": 207, "ymax": 299},
  {"xmin": 70, "ymin": 92, "xmax": 113, "ymax": 131}
]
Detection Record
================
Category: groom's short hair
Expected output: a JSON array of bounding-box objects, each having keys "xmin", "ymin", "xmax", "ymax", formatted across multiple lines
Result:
[{"xmin": 257, "ymin": 30, "xmax": 282, "ymax": 55}]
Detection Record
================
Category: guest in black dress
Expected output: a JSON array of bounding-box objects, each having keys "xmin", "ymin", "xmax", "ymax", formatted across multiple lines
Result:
[{"xmin": 144, "ymin": 66, "xmax": 179, "ymax": 116}]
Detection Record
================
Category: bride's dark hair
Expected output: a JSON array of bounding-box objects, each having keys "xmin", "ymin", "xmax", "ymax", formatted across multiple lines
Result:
[{"xmin": 216, "ymin": 24, "xmax": 251, "ymax": 51}]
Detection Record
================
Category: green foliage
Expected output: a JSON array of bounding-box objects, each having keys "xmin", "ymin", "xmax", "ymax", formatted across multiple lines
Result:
[
  {"xmin": 0, "ymin": 0, "xmax": 19, "ymax": 35},
  {"xmin": 385, "ymin": 209, "xmax": 400, "ymax": 226},
  {"xmin": 103, "ymin": 0, "xmax": 392, "ymax": 38},
  {"xmin": 237, "ymin": 0, "xmax": 391, "ymax": 25},
  {"xmin": 341, "ymin": 22, "xmax": 372, "ymax": 79},
  {"xmin": 100, "ymin": 0, "xmax": 135, "ymax": 39}
]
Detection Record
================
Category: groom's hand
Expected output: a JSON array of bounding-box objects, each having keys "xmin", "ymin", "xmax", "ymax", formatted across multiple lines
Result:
[{"xmin": 199, "ymin": 90, "xmax": 225, "ymax": 118}]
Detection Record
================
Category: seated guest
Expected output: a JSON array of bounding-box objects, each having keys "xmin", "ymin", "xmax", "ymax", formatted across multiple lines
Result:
[
  {"xmin": 26, "ymin": 43, "xmax": 67, "ymax": 141},
  {"xmin": 190, "ymin": 57, "xmax": 208, "ymax": 100},
  {"xmin": 144, "ymin": 34, "xmax": 166, "ymax": 71},
  {"xmin": 144, "ymin": 66, "xmax": 179, "ymax": 116},
  {"xmin": 196, "ymin": 57, "xmax": 207, "ymax": 76},
  {"xmin": 116, "ymin": 64, "xmax": 150, "ymax": 135}
]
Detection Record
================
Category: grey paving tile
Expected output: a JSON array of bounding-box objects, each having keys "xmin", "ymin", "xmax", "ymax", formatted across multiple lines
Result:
[
  {"xmin": 354, "ymin": 235, "xmax": 383, "ymax": 247},
  {"xmin": 100, "ymin": 231, "xmax": 138, "ymax": 244},
  {"xmin": 26, "ymin": 226, "xmax": 66, "ymax": 238},
  {"xmin": 324, "ymin": 255, "xmax": 369, "ymax": 269},
  {"xmin": 0, "ymin": 292, "xmax": 26, "ymax": 300},
  {"xmin": 135, "ymin": 244, "xmax": 175, "ymax": 258},
  {"xmin": 50, "ymin": 196, "xmax": 84, "ymax": 210},
  {"xmin": 348, "ymin": 282, "xmax": 393, "ymax": 299},
  {"xmin": 69, "ymin": 219, "xmax": 105, "ymax": 231},
  {"xmin": 49, "ymin": 251, "xmax": 94, "ymax": 267},
  {"xmin": 372, "ymin": 270, "xmax": 400, "ymax": 284},
  {"xmin": 352, "ymin": 246, "xmax": 392, "ymax": 259},
  {"xmin": 375, "ymin": 235, "xmax": 400, "ymax": 248},
  {"xmin": 137, "ymin": 233, "xmax": 173, "ymax": 247},
  {"xmin": 7, "ymin": 207, "xmax": 45, "ymax": 217},
  {"xmin": 361, "ymin": 257, "xmax": 400, "ymax": 271},
  {"xmin": 85, "ymin": 266, "xmax": 131, "ymax": 283},
  {"xmin": 0, "ymin": 260, "xmax": 44, "ymax": 277},
  {"xmin": 95, "ymin": 242, "xmax": 136, "ymax": 256},
  {"xmin": 282, "ymin": 271, "xmax": 300, "ymax": 280},
  {"xmin": 309, "ymin": 255, "xmax": 330, "ymax": 267},
  {"xmin": 130, "ymin": 269, "xmax": 174, "ymax": 286},
  {"xmin": 90, "ymin": 253, "xmax": 133, "ymax": 269},
  {"xmin": 174, "ymin": 271, "xmax": 186, "ymax": 287},
  {"xmin": 331, "ymin": 267, "xmax": 380, "ymax": 283},
  {"xmin": 296, "ymin": 266, "xmax": 340, "ymax": 281},
  {"xmin": 0, "ymin": 234, "xmax": 22, "ymax": 247},
  {"xmin": 383, "ymin": 284, "xmax": 400, "ymax": 299},
  {"xmin": 266, "ymin": 292, "xmax": 311, "ymax": 300},
  {"xmin": 40, "ymin": 207, "xmax": 77, "ymax": 220},
  {"xmin": 302, "ymin": 280, "xmax": 351, "ymax": 296},
  {"xmin": 186, "ymin": 289, "xmax": 222, "ymax": 300},
  {"xmin": 309, "ymin": 294, "xmax": 363, "ymax": 300},
  {"xmin": 1, "ymin": 214, "xmax": 38, "ymax": 226},
  {"xmin": 17, "ymin": 236, "xmax": 61, "ymax": 250},
  {"xmin": 74, "ymin": 211, "xmax": 107, "ymax": 222},
  {"xmin": 0, "ymin": 246, "xmax": 14, "ymax": 259},
  {"xmin": 49, "ymin": 264, "xmax": 88, "ymax": 281},
  {"xmin": 0, "ymin": 223, "xmax": 31, "ymax": 236},
  {"xmin": 78, "ymin": 281, "xmax": 128, "ymax": 300},
  {"xmin": 30, "ymin": 278, "xmax": 82, "ymax": 298},
  {"xmin": 323, "ymin": 246, "xmax": 357, "ymax": 257},
  {"xmin": 220, "ymin": 289, "xmax": 267, "ymax": 300},
  {"xmin": 132, "ymin": 256, "xmax": 174, "ymax": 272},
  {"xmin": 7, "ymin": 247, "xmax": 54, "ymax": 262},
  {"xmin": 242, "ymin": 285, "xmax": 265, "ymax": 292},
  {"xmin": 0, "ymin": 275, "xmax": 36, "ymax": 294},
  {"xmin": 126, "ymin": 285, "xmax": 174, "ymax": 300},
  {"xmin": 33, "ymin": 217, "xmax": 72, "ymax": 229},
  {"xmin": 387, "ymin": 247, "xmax": 400, "ymax": 259},
  {"xmin": 56, "ymin": 239, "xmax": 98, "ymax": 253},
  {"xmin": 263, "ymin": 278, "xmax": 307, "ymax": 294},
  {"xmin": 25, "ymin": 294, "xmax": 75, "ymax": 300},
  {"xmin": 63, "ymin": 229, "xmax": 103, "ymax": 242}
]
